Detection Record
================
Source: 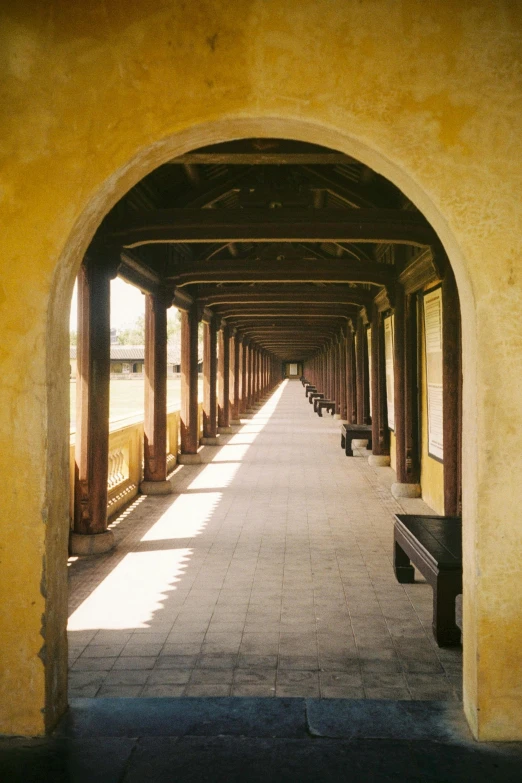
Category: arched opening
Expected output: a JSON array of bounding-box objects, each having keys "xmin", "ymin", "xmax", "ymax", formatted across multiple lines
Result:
[{"xmin": 59, "ymin": 129, "xmax": 466, "ymax": 724}]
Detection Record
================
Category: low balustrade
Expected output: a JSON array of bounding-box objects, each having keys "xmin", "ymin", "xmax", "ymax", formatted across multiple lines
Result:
[{"xmin": 69, "ymin": 403, "xmax": 204, "ymax": 525}]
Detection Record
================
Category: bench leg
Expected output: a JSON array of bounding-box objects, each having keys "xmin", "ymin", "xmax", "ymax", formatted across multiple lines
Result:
[
  {"xmin": 367, "ymin": 436, "xmax": 372, "ymax": 450},
  {"xmin": 341, "ymin": 433, "xmax": 346, "ymax": 449},
  {"xmin": 345, "ymin": 437, "xmax": 354, "ymax": 457},
  {"xmin": 318, "ymin": 407, "xmax": 323, "ymax": 417},
  {"xmin": 432, "ymin": 576, "xmax": 462, "ymax": 647},
  {"xmin": 393, "ymin": 540, "xmax": 415, "ymax": 583}
]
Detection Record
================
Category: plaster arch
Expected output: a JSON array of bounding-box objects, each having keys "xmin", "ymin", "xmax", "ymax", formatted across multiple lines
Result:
[
  {"xmin": 48, "ymin": 115, "xmax": 477, "ymax": 720},
  {"xmin": 2, "ymin": 1, "xmax": 521, "ymax": 744}
]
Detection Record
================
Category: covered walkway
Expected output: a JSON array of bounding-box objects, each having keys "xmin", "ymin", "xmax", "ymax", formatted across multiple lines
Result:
[{"xmin": 68, "ymin": 380, "xmax": 461, "ymax": 701}]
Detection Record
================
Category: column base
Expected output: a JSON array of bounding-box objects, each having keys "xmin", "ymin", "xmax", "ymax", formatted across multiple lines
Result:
[
  {"xmin": 217, "ymin": 426, "xmax": 233, "ymax": 434},
  {"xmin": 140, "ymin": 480, "xmax": 172, "ymax": 495},
  {"xmin": 391, "ymin": 482, "xmax": 421, "ymax": 499},
  {"xmin": 333, "ymin": 413, "xmax": 342, "ymax": 419},
  {"xmin": 230, "ymin": 419, "xmax": 242, "ymax": 426},
  {"xmin": 368, "ymin": 454, "xmax": 391, "ymax": 467},
  {"xmin": 178, "ymin": 452, "xmax": 202, "ymax": 465},
  {"xmin": 70, "ymin": 530, "xmax": 115, "ymax": 556},
  {"xmin": 352, "ymin": 438, "xmax": 369, "ymax": 448},
  {"xmin": 200, "ymin": 436, "xmax": 220, "ymax": 445}
]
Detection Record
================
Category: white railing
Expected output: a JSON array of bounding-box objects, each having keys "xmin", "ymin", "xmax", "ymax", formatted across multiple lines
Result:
[{"xmin": 69, "ymin": 403, "xmax": 203, "ymax": 523}]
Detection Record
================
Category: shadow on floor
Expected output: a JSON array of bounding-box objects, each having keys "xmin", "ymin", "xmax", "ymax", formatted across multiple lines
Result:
[{"xmin": 1, "ymin": 697, "xmax": 522, "ymax": 782}]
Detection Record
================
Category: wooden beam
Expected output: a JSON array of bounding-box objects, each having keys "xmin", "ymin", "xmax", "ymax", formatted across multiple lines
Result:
[
  {"xmin": 172, "ymin": 258, "xmax": 395, "ymax": 288},
  {"xmin": 302, "ymin": 165, "xmax": 403, "ymax": 209},
  {"xmin": 168, "ymin": 139, "xmax": 357, "ymax": 165},
  {"xmin": 218, "ymin": 306, "xmax": 359, "ymax": 319},
  {"xmin": 106, "ymin": 208, "xmax": 436, "ymax": 248},
  {"xmin": 195, "ymin": 284, "xmax": 375, "ymax": 307},
  {"xmin": 172, "ymin": 166, "xmax": 254, "ymax": 208}
]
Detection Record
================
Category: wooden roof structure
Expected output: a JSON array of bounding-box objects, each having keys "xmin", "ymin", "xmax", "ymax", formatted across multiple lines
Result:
[{"xmin": 94, "ymin": 138, "xmax": 443, "ymax": 363}]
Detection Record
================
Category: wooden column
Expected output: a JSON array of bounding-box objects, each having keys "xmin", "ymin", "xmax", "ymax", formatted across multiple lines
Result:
[
  {"xmin": 370, "ymin": 303, "xmax": 390, "ymax": 465},
  {"xmin": 230, "ymin": 329, "xmax": 241, "ymax": 423},
  {"xmin": 404, "ymin": 293, "xmax": 420, "ymax": 485},
  {"xmin": 141, "ymin": 293, "xmax": 171, "ymax": 494},
  {"xmin": 391, "ymin": 284, "xmax": 421, "ymax": 496},
  {"xmin": 179, "ymin": 304, "xmax": 201, "ymax": 461},
  {"xmin": 202, "ymin": 314, "xmax": 218, "ymax": 443},
  {"xmin": 236, "ymin": 336, "xmax": 243, "ymax": 419},
  {"xmin": 339, "ymin": 334, "xmax": 347, "ymax": 420},
  {"xmin": 442, "ymin": 266, "xmax": 462, "ymax": 516},
  {"xmin": 218, "ymin": 324, "xmax": 231, "ymax": 431},
  {"xmin": 346, "ymin": 324, "xmax": 356, "ymax": 423},
  {"xmin": 255, "ymin": 348, "xmax": 260, "ymax": 402},
  {"xmin": 356, "ymin": 316, "xmax": 370, "ymax": 424},
  {"xmin": 393, "ymin": 285, "xmax": 406, "ymax": 481},
  {"xmin": 251, "ymin": 348, "xmax": 257, "ymax": 403},
  {"xmin": 247, "ymin": 343, "xmax": 254, "ymax": 409},
  {"xmin": 72, "ymin": 256, "xmax": 116, "ymax": 554},
  {"xmin": 240, "ymin": 338, "xmax": 248, "ymax": 413}
]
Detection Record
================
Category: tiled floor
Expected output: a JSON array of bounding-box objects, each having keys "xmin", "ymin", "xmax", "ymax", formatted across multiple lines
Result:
[{"xmin": 68, "ymin": 379, "xmax": 462, "ymax": 701}]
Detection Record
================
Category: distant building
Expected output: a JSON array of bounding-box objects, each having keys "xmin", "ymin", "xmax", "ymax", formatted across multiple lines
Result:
[{"xmin": 70, "ymin": 345, "xmax": 201, "ymax": 378}]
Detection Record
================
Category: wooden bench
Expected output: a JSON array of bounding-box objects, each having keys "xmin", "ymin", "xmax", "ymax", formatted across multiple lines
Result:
[
  {"xmin": 305, "ymin": 385, "xmax": 318, "ymax": 398},
  {"xmin": 340, "ymin": 423, "xmax": 373, "ymax": 456},
  {"xmin": 393, "ymin": 514, "xmax": 462, "ymax": 647},
  {"xmin": 315, "ymin": 399, "xmax": 335, "ymax": 417},
  {"xmin": 309, "ymin": 392, "xmax": 324, "ymax": 405}
]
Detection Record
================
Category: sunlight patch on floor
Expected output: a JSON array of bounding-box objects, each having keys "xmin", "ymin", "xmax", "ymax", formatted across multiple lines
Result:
[
  {"xmin": 68, "ymin": 548, "xmax": 191, "ymax": 630},
  {"xmin": 210, "ymin": 444, "xmax": 251, "ymax": 462},
  {"xmin": 141, "ymin": 492, "xmax": 221, "ymax": 541},
  {"xmin": 187, "ymin": 461, "xmax": 241, "ymax": 490}
]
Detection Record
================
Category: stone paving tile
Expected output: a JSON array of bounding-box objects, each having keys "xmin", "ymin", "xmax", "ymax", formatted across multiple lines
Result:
[{"xmin": 67, "ymin": 380, "xmax": 462, "ymax": 700}]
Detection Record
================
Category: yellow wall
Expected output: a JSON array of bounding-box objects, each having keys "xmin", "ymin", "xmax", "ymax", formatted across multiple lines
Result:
[
  {"xmin": 419, "ymin": 305, "xmax": 445, "ymax": 515},
  {"xmin": 1, "ymin": 0, "xmax": 521, "ymax": 740}
]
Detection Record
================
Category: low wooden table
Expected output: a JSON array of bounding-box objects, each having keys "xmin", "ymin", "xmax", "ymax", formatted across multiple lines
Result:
[
  {"xmin": 309, "ymin": 392, "xmax": 324, "ymax": 405},
  {"xmin": 393, "ymin": 514, "xmax": 462, "ymax": 647},
  {"xmin": 315, "ymin": 399, "xmax": 335, "ymax": 416},
  {"xmin": 340, "ymin": 423, "xmax": 373, "ymax": 456},
  {"xmin": 305, "ymin": 385, "xmax": 318, "ymax": 398}
]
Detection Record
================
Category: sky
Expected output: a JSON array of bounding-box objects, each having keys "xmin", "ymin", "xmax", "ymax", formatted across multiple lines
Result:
[{"xmin": 69, "ymin": 277, "xmax": 145, "ymax": 331}]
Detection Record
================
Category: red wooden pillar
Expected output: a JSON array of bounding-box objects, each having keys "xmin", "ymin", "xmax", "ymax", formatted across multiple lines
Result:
[
  {"xmin": 201, "ymin": 313, "xmax": 218, "ymax": 444},
  {"xmin": 259, "ymin": 352, "xmax": 264, "ymax": 395},
  {"xmin": 247, "ymin": 343, "xmax": 254, "ymax": 410},
  {"xmin": 339, "ymin": 334, "xmax": 347, "ymax": 419},
  {"xmin": 141, "ymin": 293, "xmax": 171, "ymax": 494},
  {"xmin": 231, "ymin": 334, "xmax": 242, "ymax": 423},
  {"xmin": 391, "ymin": 284, "xmax": 421, "ymax": 497},
  {"xmin": 230, "ymin": 329, "xmax": 241, "ymax": 424},
  {"xmin": 251, "ymin": 347, "xmax": 257, "ymax": 404},
  {"xmin": 442, "ymin": 266, "xmax": 462, "ymax": 516},
  {"xmin": 326, "ymin": 346, "xmax": 332, "ymax": 400},
  {"xmin": 72, "ymin": 257, "xmax": 116, "ymax": 554},
  {"xmin": 369, "ymin": 302, "xmax": 390, "ymax": 466},
  {"xmin": 356, "ymin": 315, "xmax": 370, "ymax": 424},
  {"xmin": 218, "ymin": 323, "xmax": 231, "ymax": 432},
  {"xmin": 179, "ymin": 304, "xmax": 201, "ymax": 462},
  {"xmin": 254, "ymin": 348, "xmax": 260, "ymax": 403},
  {"xmin": 240, "ymin": 338, "xmax": 248, "ymax": 413},
  {"xmin": 333, "ymin": 339, "xmax": 341, "ymax": 415},
  {"xmin": 346, "ymin": 324, "xmax": 355, "ymax": 423}
]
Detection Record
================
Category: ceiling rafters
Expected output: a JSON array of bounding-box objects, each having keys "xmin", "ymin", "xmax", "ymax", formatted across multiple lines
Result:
[{"xmin": 104, "ymin": 208, "xmax": 435, "ymax": 248}]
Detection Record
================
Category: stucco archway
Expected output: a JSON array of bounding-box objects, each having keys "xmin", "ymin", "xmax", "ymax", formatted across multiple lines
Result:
[
  {"xmin": 2, "ymin": 1, "xmax": 520, "ymax": 743},
  {"xmin": 44, "ymin": 116, "xmax": 478, "ymax": 728}
]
